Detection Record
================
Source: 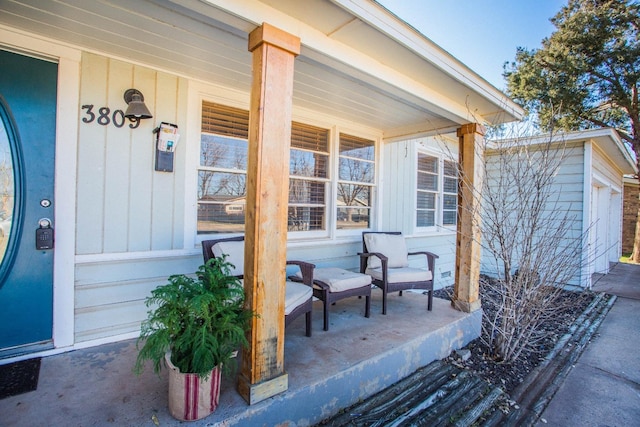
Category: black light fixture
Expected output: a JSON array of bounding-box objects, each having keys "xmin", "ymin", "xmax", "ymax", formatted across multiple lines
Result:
[{"xmin": 123, "ymin": 88, "xmax": 153, "ymax": 120}]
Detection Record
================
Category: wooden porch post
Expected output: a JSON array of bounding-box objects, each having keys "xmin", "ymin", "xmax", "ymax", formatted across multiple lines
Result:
[
  {"xmin": 237, "ymin": 23, "xmax": 300, "ymax": 405},
  {"xmin": 452, "ymin": 123, "xmax": 485, "ymax": 313}
]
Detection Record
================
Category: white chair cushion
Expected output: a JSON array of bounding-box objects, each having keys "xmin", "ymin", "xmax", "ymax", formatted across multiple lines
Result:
[
  {"xmin": 212, "ymin": 241, "xmax": 244, "ymax": 276},
  {"xmin": 285, "ymin": 281, "xmax": 312, "ymax": 315},
  {"xmin": 366, "ymin": 267, "xmax": 433, "ymax": 283},
  {"xmin": 364, "ymin": 233, "xmax": 409, "ymax": 269},
  {"xmin": 295, "ymin": 267, "xmax": 371, "ymax": 292}
]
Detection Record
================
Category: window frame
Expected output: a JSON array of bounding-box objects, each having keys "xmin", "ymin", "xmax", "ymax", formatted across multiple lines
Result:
[
  {"xmin": 335, "ymin": 132, "xmax": 377, "ymax": 235},
  {"xmin": 414, "ymin": 147, "xmax": 459, "ymax": 234},
  {"xmin": 441, "ymin": 158, "xmax": 459, "ymax": 228},
  {"xmin": 196, "ymin": 102, "xmax": 250, "ymax": 236},
  {"xmin": 193, "ymin": 97, "xmax": 380, "ymax": 241},
  {"xmin": 197, "ymin": 133, "xmax": 249, "ymax": 235},
  {"xmin": 287, "ymin": 121, "xmax": 332, "ymax": 239}
]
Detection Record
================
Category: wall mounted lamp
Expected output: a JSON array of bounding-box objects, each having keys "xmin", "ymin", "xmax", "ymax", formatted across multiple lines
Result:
[{"xmin": 123, "ymin": 88, "xmax": 153, "ymax": 120}]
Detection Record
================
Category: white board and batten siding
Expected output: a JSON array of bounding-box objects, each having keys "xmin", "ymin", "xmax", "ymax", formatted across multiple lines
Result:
[
  {"xmin": 381, "ymin": 136, "xmax": 459, "ymax": 289},
  {"xmin": 75, "ymin": 53, "xmax": 197, "ymax": 343},
  {"xmin": 73, "ymin": 54, "xmax": 461, "ymax": 344},
  {"xmin": 76, "ymin": 53, "xmax": 189, "ymax": 255}
]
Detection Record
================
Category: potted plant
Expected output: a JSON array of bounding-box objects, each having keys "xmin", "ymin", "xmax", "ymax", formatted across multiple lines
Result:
[{"xmin": 134, "ymin": 256, "xmax": 253, "ymax": 421}]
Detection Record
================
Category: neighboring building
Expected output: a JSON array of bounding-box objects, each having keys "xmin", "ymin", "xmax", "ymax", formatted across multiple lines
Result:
[
  {"xmin": 483, "ymin": 129, "xmax": 637, "ymax": 288},
  {"xmin": 0, "ymin": 1, "xmax": 522, "ymax": 361},
  {"xmin": 623, "ymin": 176, "xmax": 640, "ymax": 255}
]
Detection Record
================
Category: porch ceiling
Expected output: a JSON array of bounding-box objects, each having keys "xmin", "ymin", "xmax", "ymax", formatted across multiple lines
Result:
[{"xmin": 0, "ymin": 0, "xmax": 523, "ymax": 138}]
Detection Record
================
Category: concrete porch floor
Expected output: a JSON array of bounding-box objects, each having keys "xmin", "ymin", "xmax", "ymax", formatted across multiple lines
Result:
[{"xmin": 0, "ymin": 290, "xmax": 480, "ymax": 426}]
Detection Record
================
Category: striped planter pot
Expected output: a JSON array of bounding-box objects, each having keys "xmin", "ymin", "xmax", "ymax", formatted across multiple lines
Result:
[{"xmin": 165, "ymin": 354, "xmax": 222, "ymax": 421}]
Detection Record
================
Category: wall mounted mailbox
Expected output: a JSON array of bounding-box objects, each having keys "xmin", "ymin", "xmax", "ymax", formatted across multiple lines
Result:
[{"xmin": 153, "ymin": 122, "xmax": 179, "ymax": 172}]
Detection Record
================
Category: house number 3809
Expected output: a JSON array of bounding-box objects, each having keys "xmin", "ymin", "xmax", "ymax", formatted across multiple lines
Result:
[{"xmin": 81, "ymin": 104, "xmax": 140, "ymax": 129}]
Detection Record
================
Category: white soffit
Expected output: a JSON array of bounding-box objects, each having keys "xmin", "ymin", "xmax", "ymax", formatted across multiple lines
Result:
[
  {"xmin": 0, "ymin": 0, "xmax": 523, "ymax": 135},
  {"xmin": 260, "ymin": 0, "xmax": 523, "ymax": 122}
]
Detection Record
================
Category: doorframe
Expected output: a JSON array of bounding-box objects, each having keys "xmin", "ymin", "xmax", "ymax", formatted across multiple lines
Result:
[
  {"xmin": 608, "ymin": 186, "xmax": 622, "ymax": 263},
  {"xmin": 591, "ymin": 179, "xmax": 610, "ymax": 274},
  {"xmin": 581, "ymin": 141, "xmax": 593, "ymax": 288},
  {"xmin": 0, "ymin": 26, "xmax": 80, "ymax": 352}
]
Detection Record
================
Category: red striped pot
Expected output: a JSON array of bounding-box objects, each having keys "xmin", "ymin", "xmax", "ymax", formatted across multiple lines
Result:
[{"xmin": 165, "ymin": 354, "xmax": 222, "ymax": 421}]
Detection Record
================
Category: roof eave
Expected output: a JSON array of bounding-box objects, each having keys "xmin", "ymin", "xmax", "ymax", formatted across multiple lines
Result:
[{"xmin": 337, "ymin": 0, "xmax": 525, "ymax": 123}]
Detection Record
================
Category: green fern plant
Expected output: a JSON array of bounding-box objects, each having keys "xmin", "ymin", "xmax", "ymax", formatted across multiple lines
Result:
[{"xmin": 134, "ymin": 256, "xmax": 253, "ymax": 378}]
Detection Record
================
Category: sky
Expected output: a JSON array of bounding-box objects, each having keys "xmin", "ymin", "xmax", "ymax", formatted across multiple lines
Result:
[{"xmin": 376, "ymin": 0, "xmax": 566, "ymax": 90}]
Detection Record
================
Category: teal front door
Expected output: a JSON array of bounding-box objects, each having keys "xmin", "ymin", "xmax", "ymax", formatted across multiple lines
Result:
[{"xmin": 0, "ymin": 50, "xmax": 57, "ymax": 356}]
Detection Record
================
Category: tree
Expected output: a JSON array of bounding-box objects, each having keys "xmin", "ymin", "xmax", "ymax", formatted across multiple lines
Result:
[
  {"xmin": 504, "ymin": 0, "xmax": 640, "ymax": 262},
  {"xmin": 471, "ymin": 124, "xmax": 590, "ymax": 363}
]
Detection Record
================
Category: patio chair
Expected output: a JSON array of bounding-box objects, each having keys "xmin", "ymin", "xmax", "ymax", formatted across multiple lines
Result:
[
  {"xmin": 359, "ymin": 231, "xmax": 438, "ymax": 315},
  {"xmin": 290, "ymin": 267, "xmax": 371, "ymax": 331},
  {"xmin": 202, "ymin": 236, "xmax": 314, "ymax": 337}
]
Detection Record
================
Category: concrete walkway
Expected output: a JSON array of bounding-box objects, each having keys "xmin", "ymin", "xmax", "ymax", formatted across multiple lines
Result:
[{"xmin": 536, "ymin": 262, "xmax": 640, "ymax": 427}]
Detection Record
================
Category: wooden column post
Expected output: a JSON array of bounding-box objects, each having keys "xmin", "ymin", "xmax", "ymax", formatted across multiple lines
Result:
[
  {"xmin": 453, "ymin": 123, "xmax": 485, "ymax": 313},
  {"xmin": 237, "ymin": 23, "xmax": 300, "ymax": 405}
]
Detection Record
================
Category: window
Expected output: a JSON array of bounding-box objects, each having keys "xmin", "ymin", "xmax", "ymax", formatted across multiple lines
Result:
[
  {"xmin": 198, "ymin": 102, "xmax": 376, "ymax": 235},
  {"xmin": 198, "ymin": 103, "xmax": 249, "ymax": 234},
  {"xmin": 416, "ymin": 152, "xmax": 458, "ymax": 229},
  {"xmin": 442, "ymin": 160, "xmax": 458, "ymax": 226},
  {"xmin": 288, "ymin": 123, "xmax": 329, "ymax": 231},
  {"xmin": 337, "ymin": 133, "xmax": 375, "ymax": 229}
]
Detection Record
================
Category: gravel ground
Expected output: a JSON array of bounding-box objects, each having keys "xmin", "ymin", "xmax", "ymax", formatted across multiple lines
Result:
[{"xmin": 434, "ymin": 276, "xmax": 595, "ymax": 395}]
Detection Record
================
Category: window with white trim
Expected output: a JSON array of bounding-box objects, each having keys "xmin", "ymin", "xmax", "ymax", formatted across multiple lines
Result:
[
  {"xmin": 288, "ymin": 123, "xmax": 329, "ymax": 231},
  {"xmin": 416, "ymin": 152, "xmax": 458, "ymax": 229},
  {"xmin": 198, "ymin": 103, "xmax": 248, "ymax": 234},
  {"xmin": 197, "ymin": 102, "xmax": 376, "ymax": 235},
  {"xmin": 337, "ymin": 133, "xmax": 375, "ymax": 229},
  {"xmin": 442, "ymin": 159, "xmax": 458, "ymax": 226}
]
